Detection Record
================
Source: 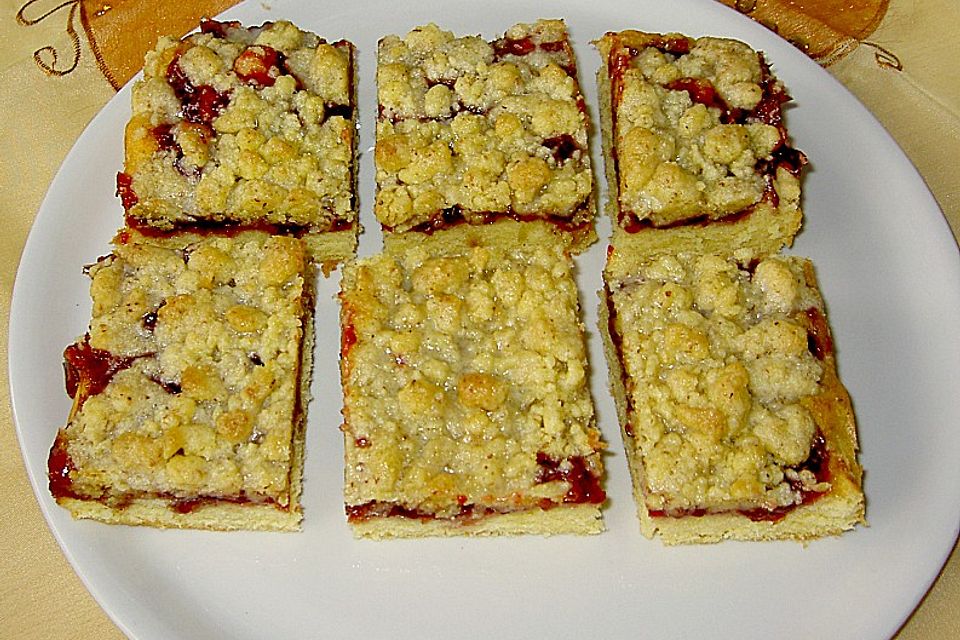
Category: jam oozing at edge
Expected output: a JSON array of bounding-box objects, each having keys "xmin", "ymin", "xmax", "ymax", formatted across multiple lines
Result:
[
  {"xmin": 805, "ymin": 306, "xmax": 833, "ymax": 361},
  {"xmin": 233, "ymin": 45, "xmax": 284, "ymax": 87},
  {"xmin": 542, "ymin": 134, "xmax": 581, "ymax": 164},
  {"xmin": 123, "ymin": 215, "xmax": 354, "ymax": 238},
  {"xmin": 648, "ymin": 433, "xmax": 832, "ymax": 523},
  {"xmin": 603, "ymin": 284, "xmax": 635, "ymax": 438},
  {"xmin": 116, "ymin": 172, "xmax": 138, "ymax": 210},
  {"xmin": 402, "ymin": 203, "xmax": 592, "ymax": 236},
  {"xmin": 48, "ymin": 431, "xmax": 79, "ymax": 500},
  {"xmin": 166, "ymin": 58, "xmax": 230, "ymax": 126},
  {"xmin": 63, "ymin": 337, "xmax": 145, "ymax": 400},
  {"xmin": 535, "ymin": 453, "xmax": 606, "ymax": 504},
  {"xmin": 340, "ymin": 323, "xmax": 358, "ymax": 357}
]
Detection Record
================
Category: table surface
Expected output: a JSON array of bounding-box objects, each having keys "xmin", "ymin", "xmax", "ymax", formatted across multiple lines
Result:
[{"xmin": 2, "ymin": 1, "xmax": 958, "ymax": 638}]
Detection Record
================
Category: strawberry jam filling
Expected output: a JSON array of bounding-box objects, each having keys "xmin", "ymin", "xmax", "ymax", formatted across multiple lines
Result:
[
  {"xmin": 648, "ymin": 434, "xmax": 831, "ymax": 523},
  {"xmin": 400, "ymin": 202, "xmax": 592, "ymax": 236},
  {"xmin": 493, "ymin": 35, "xmax": 536, "ymax": 58},
  {"xmin": 123, "ymin": 215, "xmax": 354, "ymax": 237},
  {"xmin": 805, "ymin": 307, "xmax": 833, "ymax": 361},
  {"xmin": 116, "ymin": 172, "xmax": 138, "ymax": 209},
  {"xmin": 48, "ymin": 431, "xmax": 79, "ymax": 500},
  {"xmin": 233, "ymin": 45, "xmax": 284, "ymax": 87},
  {"xmin": 199, "ymin": 18, "xmax": 241, "ymax": 38},
  {"xmin": 345, "ymin": 501, "xmax": 504, "ymax": 523},
  {"xmin": 542, "ymin": 134, "xmax": 581, "ymax": 163},
  {"xmin": 166, "ymin": 57, "xmax": 230, "ymax": 126},
  {"xmin": 535, "ymin": 453, "xmax": 606, "ymax": 504},
  {"xmin": 345, "ymin": 453, "xmax": 603, "ymax": 523},
  {"xmin": 63, "ymin": 336, "xmax": 146, "ymax": 401}
]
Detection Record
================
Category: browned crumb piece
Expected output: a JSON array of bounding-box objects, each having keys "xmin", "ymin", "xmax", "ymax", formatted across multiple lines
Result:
[
  {"xmin": 119, "ymin": 19, "xmax": 358, "ymax": 263},
  {"xmin": 374, "ymin": 20, "xmax": 597, "ymax": 252},
  {"xmin": 49, "ymin": 230, "xmax": 313, "ymax": 531},
  {"xmin": 600, "ymin": 249, "xmax": 864, "ymax": 544},
  {"xmin": 339, "ymin": 222, "xmax": 605, "ymax": 538}
]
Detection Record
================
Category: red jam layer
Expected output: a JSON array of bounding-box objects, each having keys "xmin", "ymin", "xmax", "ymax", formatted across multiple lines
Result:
[
  {"xmin": 603, "ymin": 283, "xmax": 636, "ymax": 438},
  {"xmin": 535, "ymin": 453, "xmax": 606, "ymax": 504},
  {"xmin": 233, "ymin": 45, "xmax": 284, "ymax": 87},
  {"xmin": 166, "ymin": 56, "xmax": 230, "ymax": 126},
  {"xmin": 63, "ymin": 336, "xmax": 146, "ymax": 401},
  {"xmin": 48, "ymin": 431, "xmax": 79, "ymax": 500},
  {"xmin": 648, "ymin": 433, "xmax": 831, "ymax": 523},
  {"xmin": 116, "ymin": 172, "xmax": 138, "ymax": 209},
  {"xmin": 805, "ymin": 306, "xmax": 833, "ymax": 360},
  {"xmin": 400, "ymin": 203, "xmax": 592, "ymax": 236},
  {"xmin": 344, "ymin": 457, "xmax": 604, "ymax": 522},
  {"xmin": 345, "ymin": 501, "xmax": 504, "ymax": 523},
  {"xmin": 121, "ymin": 215, "xmax": 354, "ymax": 237}
]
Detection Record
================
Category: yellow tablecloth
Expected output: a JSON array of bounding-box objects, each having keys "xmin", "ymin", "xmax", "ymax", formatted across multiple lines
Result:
[{"xmin": 2, "ymin": 1, "xmax": 958, "ymax": 637}]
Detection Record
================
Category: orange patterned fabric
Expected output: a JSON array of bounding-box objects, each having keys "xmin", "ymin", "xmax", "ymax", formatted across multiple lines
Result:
[{"xmin": 716, "ymin": 0, "xmax": 889, "ymax": 64}]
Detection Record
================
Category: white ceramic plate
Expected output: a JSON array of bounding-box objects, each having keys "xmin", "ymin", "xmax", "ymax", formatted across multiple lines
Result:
[{"xmin": 11, "ymin": 0, "xmax": 960, "ymax": 638}]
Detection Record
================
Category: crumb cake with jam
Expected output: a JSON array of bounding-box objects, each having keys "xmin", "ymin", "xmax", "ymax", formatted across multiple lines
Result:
[
  {"xmin": 338, "ymin": 222, "xmax": 605, "ymax": 537},
  {"xmin": 375, "ymin": 20, "xmax": 597, "ymax": 252},
  {"xmin": 48, "ymin": 230, "xmax": 313, "ymax": 531},
  {"xmin": 595, "ymin": 30, "xmax": 805, "ymax": 256},
  {"xmin": 600, "ymin": 249, "xmax": 864, "ymax": 543},
  {"xmin": 119, "ymin": 19, "xmax": 358, "ymax": 263}
]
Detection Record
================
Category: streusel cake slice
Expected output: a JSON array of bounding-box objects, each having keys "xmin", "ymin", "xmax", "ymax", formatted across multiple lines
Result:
[
  {"xmin": 339, "ymin": 222, "xmax": 605, "ymax": 537},
  {"xmin": 600, "ymin": 249, "xmax": 864, "ymax": 543},
  {"xmin": 119, "ymin": 19, "xmax": 358, "ymax": 263},
  {"xmin": 595, "ymin": 30, "xmax": 805, "ymax": 256},
  {"xmin": 375, "ymin": 20, "xmax": 597, "ymax": 252},
  {"xmin": 49, "ymin": 230, "xmax": 313, "ymax": 531}
]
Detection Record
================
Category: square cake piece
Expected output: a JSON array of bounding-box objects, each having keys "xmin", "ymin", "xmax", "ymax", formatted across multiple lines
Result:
[
  {"xmin": 119, "ymin": 19, "xmax": 358, "ymax": 263},
  {"xmin": 374, "ymin": 20, "xmax": 597, "ymax": 252},
  {"xmin": 338, "ymin": 222, "xmax": 605, "ymax": 537},
  {"xmin": 48, "ymin": 230, "xmax": 314, "ymax": 531},
  {"xmin": 595, "ymin": 30, "xmax": 805, "ymax": 256},
  {"xmin": 600, "ymin": 250, "xmax": 864, "ymax": 543}
]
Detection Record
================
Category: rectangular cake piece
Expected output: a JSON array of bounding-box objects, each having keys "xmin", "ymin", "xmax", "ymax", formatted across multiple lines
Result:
[
  {"xmin": 600, "ymin": 249, "xmax": 864, "ymax": 543},
  {"xmin": 119, "ymin": 19, "xmax": 358, "ymax": 263},
  {"xmin": 48, "ymin": 230, "xmax": 314, "ymax": 531},
  {"xmin": 338, "ymin": 222, "xmax": 605, "ymax": 538},
  {"xmin": 374, "ymin": 20, "xmax": 597, "ymax": 252},
  {"xmin": 595, "ymin": 30, "xmax": 805, "ymax": 256}
]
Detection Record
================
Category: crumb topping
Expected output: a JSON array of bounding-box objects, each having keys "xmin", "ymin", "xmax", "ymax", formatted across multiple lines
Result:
[
  {"xmin": 125, "ymin": 20, "xmax": 355, "ymax": 232},
  {"xmin": 603, "ymin": 33, "xmax": 796, "ymax": 227},
  {"xmin": 608, "ymin": 253, "xmax": 830, "ymax": 514},
  {"xmin": 340, "ymin": 236, "xmax": 603, "ymax": 517},
  {"xmin": 60, "ymin": 232, "xmax": 308, "ymax": 505},
  {"xmin": 375, "ymin": 20, "xmax": 593, "ymax": 232}
]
